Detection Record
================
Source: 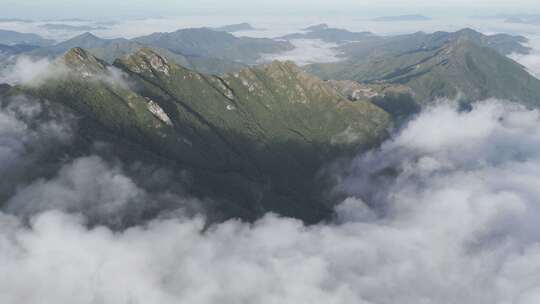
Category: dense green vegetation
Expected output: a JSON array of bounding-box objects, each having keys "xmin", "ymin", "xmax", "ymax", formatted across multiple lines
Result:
[{"xmin": 10, "ymin": 47, "xmax": 392, "ymax": 222}]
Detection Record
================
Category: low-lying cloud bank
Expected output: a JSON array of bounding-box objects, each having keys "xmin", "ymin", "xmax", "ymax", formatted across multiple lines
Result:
[
  {"xmin": 1, "ymin": 99, "xmax": 540, "ymax": 303},
  {"xmin": 0, "ymin": 56, "xmax": 133, "ymax": 90},
  {"xmin": 0, "ymin": 95, "xmax": 75, "ymax": 201},
  {"xmin": 0, "ymin": 56, "xmax": 62, "ymax": 86},
  {"xmin": 510, "ymin": 35, "xmax": 540, "ymax": 79},
  {"xmin": 260, "ymin": 39, "xmax": 343, "ymax": 65},
  {"xmin": 0, "ymin": 94, "xmax": 208, "ymax": 227}
]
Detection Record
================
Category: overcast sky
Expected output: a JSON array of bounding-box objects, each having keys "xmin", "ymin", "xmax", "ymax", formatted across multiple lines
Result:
[{"xmin": 2, "ymin": 0, "xmax": 540, "ymax": 20}]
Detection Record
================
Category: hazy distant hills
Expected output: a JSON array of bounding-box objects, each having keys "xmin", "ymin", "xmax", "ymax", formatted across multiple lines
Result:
[
  {"xmin": 0, "ymin": 44, "xmax": 39, "ymax": 68},
  {"xmin": 0, "ymin": 29, "xmax": 54, "ymax": 46},
  {"xmin": 306, "ymin": 28, "xmax": 538, "ymax": 105},
  {"xmin": 372, "ymin": 14, "xmax": 431, "ymax": 22},
  {"xmin": 0, "ymin": 27, "xmax": 293, "ymax": 74},
  {"xmin": 281, "ymin": 24, "xmax": 374, "ymax": 43},
  {"xmin": 41, "ymin": 23, "xmax": 108, "ymax": 31},
  {"xmin": 24, "ymin": 30, "xmax": 282, "ymax": 74},
  {"xmin": 472, "ymin": 13, "xmax": 540, "ymax": 25},
  {"xmin": 279, "ymin": 25, "xmax": 529, "ymax": 57},
  {"xmin": 213, "ymin": 23, "xmax": 257, "ymax": 32},
  {"xmin": 133, "ymin": 27, "xmax": 293, "ymax": 63},
  {"xmin": 0, "ymin": 43, "xmax": 39, "ymax": 55},
  {"xmin": 294, "ymin": 27, "xmax": 529, "ymax": 56},
  {"xmin": 504, "ymin": 14, "xmax": 540, "ymax": 25}
]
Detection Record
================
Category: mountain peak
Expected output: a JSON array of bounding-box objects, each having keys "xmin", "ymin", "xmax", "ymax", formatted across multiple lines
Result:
[
  {"xmin": 64, "ymin": 47, "xmax": 91, "ymax": 59},
  {"xmin": 61, "ymin": 47, "xmax": 108, "ymax": 76},
  {"xmin": 303, "ymin": 24, "xmax": 329, "ymax": 31},
  {"xmin": 213, "ymin": 23, "xmax": 256, "ymax": 32},
  {"xmin": 69, "ymin": 32, "xmax": 101, "ymax": 42},
  {"xmin": 455, "ymin": 27, "xmax": 478, "ymax": 35},
  {"xmin": 79, "ymin": 32, "xmax": 98, "ymax": 38}
]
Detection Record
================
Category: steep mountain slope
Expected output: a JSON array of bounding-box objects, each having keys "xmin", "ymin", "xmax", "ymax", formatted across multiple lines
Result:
[
  {"xmin": 308, "ymin": 37, "xmax": 540, "ymax": 106},
  {"xmin": 17, "ymin": 47, "xmax": 391, "ymax": 222}
]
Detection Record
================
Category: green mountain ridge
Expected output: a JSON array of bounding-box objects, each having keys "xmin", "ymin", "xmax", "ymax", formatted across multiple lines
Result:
[
  {"xmin": 8, "ymin": 47, "xmax": 392, "ymax": 223},
  {"xmin": 281, "ymin": 26, "xmax": 374, "ymax": 44},
  {"xmin": 307, "ymin": 36, "xmax": 540, "ymax": 106}
]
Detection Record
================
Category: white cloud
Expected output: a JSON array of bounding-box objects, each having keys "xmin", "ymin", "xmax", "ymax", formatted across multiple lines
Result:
[
  {"xmin": 0, "ymin": 95, "xmax": 72, "ymax": 171},
  {"xmin": 510, "ymin": 35, "xmax": 540, "ymax": 79},
  {"xmin": 0, "ymin": 55, "xmax": 136, "ymax": 90},
  {"xmin": 5, "ymin": 156, "xmax": 147, "ymax": 226},
  {"xmin": 0, "ymin": 56, "xmax": 67, "ymax": 86},
  {"xmin": 1, "ymin": 100, "xmax": 540, "ymax": 303},
  {"xmin": 259, "ymin": 39, "xmax": 343, "ymax": 65}
]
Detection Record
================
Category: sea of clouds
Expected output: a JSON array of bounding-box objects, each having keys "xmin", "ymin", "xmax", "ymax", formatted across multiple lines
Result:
[
  {"xmin": 259, "ymin": 39, "xmax": 343, "ymax": 66},
  {"xmin": 1, "ymin": 97, "xmax": 540, "ymax": 303}
]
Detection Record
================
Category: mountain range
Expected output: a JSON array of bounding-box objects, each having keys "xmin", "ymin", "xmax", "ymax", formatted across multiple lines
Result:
[
  {"xmin": 1, "ymin": 25, "xmax": 539, "ymax": 223},
  {"xmin": 0, "ymin": 29, "xmax": 55, "ymax": 46},
  {"xmin": 213, "ymin": 23, "xmax": 257, "ymax": 32},
  {"xmin": 281, "ymin": 24, "xmax": 374, "ymax": 43},
  {"xmin": 21, "ymin": 28, "xmax": 293, "ymax": 74},
  {"xmin": 306, "ymin": 28, "xmax": 538, "ymax": 105},
  {"xmin": 1, "ymin": 47, "xmax": 394, "ymax": 222}
]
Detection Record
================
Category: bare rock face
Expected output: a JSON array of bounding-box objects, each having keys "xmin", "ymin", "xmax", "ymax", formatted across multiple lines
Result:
[
  {"xmin": 116, "ymin": 47, "xmax": 171, "ymax": 77},
  {"xmin": 327, "ymin": 80, "xmax": 382, "ymax": 101},
  {"xmin": 146, "ymin": 98, "xmax": 173, "ymax": 126}
]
